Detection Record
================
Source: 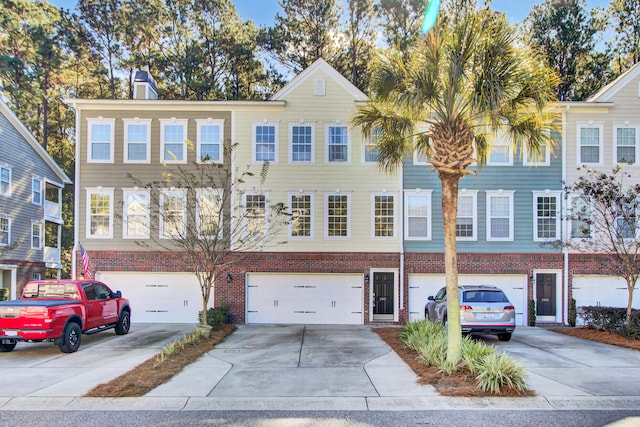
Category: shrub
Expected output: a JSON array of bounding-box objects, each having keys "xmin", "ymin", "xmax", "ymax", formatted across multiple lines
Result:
[
  {"xmin": 198, "ymin": 307, "xmax": 226, "ymax": 330},
  {"xmin": 475, "ymin": 353, "xmax": 528, "ymax": 395},
  {"xmin": 401, "ymin": 319, "xmax": 445, "ymax": 351},
  {"xmin": 568, "ymin": 298, "xmax": 577, "ymax": 327},
  {"xmin": 462, "ymin": 337, "xmax": 495, "ymax": 376},
  {"xmin": 528, "ymin": 299, "xmax": 536, "ymax": 326}
]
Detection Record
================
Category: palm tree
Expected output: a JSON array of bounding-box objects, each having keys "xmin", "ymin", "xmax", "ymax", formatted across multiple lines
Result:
[{"xmin": 353, "ymin": 5, "xmax": 558, "ymax": 365}]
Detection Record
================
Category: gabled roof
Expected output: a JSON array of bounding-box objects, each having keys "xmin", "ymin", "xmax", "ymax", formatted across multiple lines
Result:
[
  {"xmin": 0, "ymin": 98, "xmax": 71, "ymax": 184},
  {"xmin": 586, "ymin": 62, "xmax": 640, "ymax": 102},
  {"xmin": 271, "ymin": 58, "xmax": 369, "ymax": 102}
]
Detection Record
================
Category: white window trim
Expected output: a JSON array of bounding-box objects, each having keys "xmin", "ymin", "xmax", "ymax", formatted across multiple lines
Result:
[
  {"xmin": 289, "ymin": 123, "xmax": 315, "ymax": 164},
  {"xmin": 404, "ymin": 190, "xmax": 432, "ymax": 241},
  {"xmin": 0, "ymin": 164, "xmax": 11, "ymax": 198},
  {"xmin": 196, "ymin": 188, "xmax": 223, "ymax": 239},
  {"xmin": 85, "ymin": 187, "xmax": 114, "ymax": 239},
  {"xmin": 196, "ymin": 119, "xmax": 225, "ymax": 164},
  {"xmin": 123, "ymin": 118, "xmax": 152, "ymax": 164},
  {"xmin": 242, "ymin": 191, "xmax": 269, "ymax": 239},
  {"xmin": 253, "ymin": 122, "xmax": 279, "ymax": 163},
  {"xmin": 122, "ymin": 188, "xmax": 150, "ymax": 239},
  {"xmin": 413, "ymin": 149, "xmax": 429, "ymax": 165},
  {"xmin": 325, "ymin": 192, "xmax": 351, "ymax": 240},
  {"xmin": 31, "ymin": 221, "xmax": 42, "ymax": 249},
  {"xmin": 371, "ymin": 192, "xmax": 397, "ymax": 240},
  {"xmin": 487, "ymin": 129, "xmax": 514, "ymax": 166},
  {"xmin": 325, "ymin": 123, "xmax": 351, "ymax": 164},
  {"xmin": 523, "ymin": 143, "xmax": 551, "ymax": 166},
  {"xmin": 486, "ymin": 190, "xmax": 515, "ymax": 242},
  {"xmin": 0, "ymin": 213, "xmax": 10, "ymax": 246},
  {"xmin": 532, "ymin": 191, "xmax": 561, "ymax": 242},
  {"xmin": 457, "ymin": 190, "xmax": 478, "ymax": 241},
  {"xmin": 159, "ymin": 188, "xmax": 187, "ymax": 239},
  {"xmin": 87, "ymin": 118, "xmax": 115, "ymax": 163},
  {"xmin": 31, "ymin": 175, "xmax": 43, "ymax": 206},
  {"xmin": 576, "ymin": 122, "xmax": 604, "ymax": 166},
  {"xmin": 288, "ymin": 192, "xmax": 314, "ymax": 240},
  {"xmin": 160, "ymin": 118, "xmax": 189, "ymax": 164},
  {"xmin": 613, "ymin": 123, "xmax": 639, "ymax": 166},
  {"xmin": 363, "ymin": 133, "xmax": 379, "ymax": 164},
  {"xmin": 568, "ymin": 194, "xmax": 594, "ymax": 241}
]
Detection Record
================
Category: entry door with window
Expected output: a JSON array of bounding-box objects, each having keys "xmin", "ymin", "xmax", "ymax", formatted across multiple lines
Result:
[
  {"xmin": 373, "ymin": 272, "xmax": 395, "ymax": 320},
  {"xmin": 536, "ymin": 273, "xmax": 556, "ymax": 319}
]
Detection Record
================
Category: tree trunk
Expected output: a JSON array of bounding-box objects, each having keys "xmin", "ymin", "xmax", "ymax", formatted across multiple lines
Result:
[
  {"xmin": 441, "ymin": 173, "xmax": 462, "ymax": 365},
  {"xmin": 626, "ymin": 278, "xmax": 634, "ymax": 327}
]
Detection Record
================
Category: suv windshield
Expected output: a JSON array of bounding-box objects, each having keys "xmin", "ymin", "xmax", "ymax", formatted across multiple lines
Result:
[{"xmin": 462, "ymin": 290, "xmax": 509, "ymax": 303}]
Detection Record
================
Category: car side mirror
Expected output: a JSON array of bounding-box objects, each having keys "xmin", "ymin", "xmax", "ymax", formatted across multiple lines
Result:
[
  {"xmin": 113, "ymin": 291, "xmax": 122, "ymax": 299},
  {"xmin": 427, "ymin": 296, "xmax": 435, "ymax": 301}
]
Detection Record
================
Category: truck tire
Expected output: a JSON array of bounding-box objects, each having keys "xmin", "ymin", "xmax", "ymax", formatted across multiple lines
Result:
[
  {"xmin": 0, "ymin": 341, "xmax": 16, "ymax": 352},
  {"xmin": 58, "ymin": 323, "xmax": 82, "ymax": 353},
  {"xmin": 115, "ymin": 310, "xmax": 130, "ymax": 335}
]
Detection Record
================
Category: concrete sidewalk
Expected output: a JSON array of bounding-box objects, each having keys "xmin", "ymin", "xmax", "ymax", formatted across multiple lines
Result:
[{"xmin": 2, "ymin": 325, "xmax": 640, "ymax": 411}]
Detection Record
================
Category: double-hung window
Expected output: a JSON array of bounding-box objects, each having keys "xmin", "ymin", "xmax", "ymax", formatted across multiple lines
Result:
[
  {"xmin": 405, "ymin": 190, "xmax": 432, "ymax": 240},
  {"xmin": 254, "ymin": 124, "xmax": 277, "ymax": 162},
  {"xmin": 243, "ymin": 193, "xmax": 267, "ymax": 238},
  {"xmin": 160, "ymin": 119, "xmax": 188, "ymax": 163},
  {"xmin": 373, "ymin": 194, "xmax": 395, "ymax": 238},
  {"xmin": 570, "ymin": 196, "xmax": 592, "ymax": 239},
  {"xmin": 160, "ymin": 189, "xmax": 186, "ymax": 239},
  {"xmin": 0, "ymin": 165, "xmax": 11, "ymax": 197},
  {"xmin": 0, "ymin": 213, "xmax": 10, "ymax": 246},
  {"xmin": 197, "ymin": 119, "xmax": 224, "ymax": 163},
  {"xmin": 197, "ymin": 188, "xmax": 223, "ymax": 239},
  {"xmin": 533, "ymin": 191, "xmax": 561, "ymax": 242},
  {"xmin": 290, "ymin": 124, "xmax": 313, "ymax": 163},
  {"xmin": 487, "ymin": 129, "xmax": 513, "ymax": 165},
  {"xmin": 326, "ymin": 193, "xmax": 350, "ymax": 239},
  {"xmin": 86, "ymin": 187, "xmax": 114, "ymax": 238},
  {"xmin": 289, "ymin": 193, "xmax": 313, "ymax": 239},
  {"xmin": 577, "ymin": 123, "xmax": 603, "ymax": 165},
  {"xmin": 486, "ymin": 191, "xmax": 515, "ymax": 241},
  {"xmin": 457, "ymin": 191, "xmax": 478, "ymax": 241},
  {"xmin": 364, "ymin": 133, "xmax": 380, "ymax": 163},
  {"xmin": 123, "ymin": 119, "xmax": 151, "ymax": 163},
  {"xmin": 31, "ymin": 176, "xmax": 42, "ymax": 205},
  {"xmin": 31, "ymin": 221, "xmax": 42, "ymax": 249},
  {"xmin": 87, "ymin": 118, "xmax": 115, "ymax": 163},
  {"xmin": 523, "ymin": 144, "xmax": 551, "ymax": 166},
  {"xmin": 615, "ymin": 200, "xmax": 638, "ymax": 240},
  {"xmin": 327, "ymin": 125, "xmax": 349, "ymax": 163},
  {"xmin": 122, "ymin": 189, "xmax": 150, "ymax": 239},
  {"xmin": 615, "ymin": 125, "xmax": 638, "ymax": 166}
]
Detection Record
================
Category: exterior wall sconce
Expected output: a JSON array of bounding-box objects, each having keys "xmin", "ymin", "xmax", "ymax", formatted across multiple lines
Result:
[
  {"xmin": 364, "ymin": 273, "xmax": 369, "ymax": 282},
  {"xmin": 227, "ymin": 273, "xmax": 232, "ymax": 283}
]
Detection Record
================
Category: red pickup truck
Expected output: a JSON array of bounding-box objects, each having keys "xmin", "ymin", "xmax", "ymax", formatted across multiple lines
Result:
[{"xmin": 0, "ymin": 280, "xmax": 131, "ymax": 353}]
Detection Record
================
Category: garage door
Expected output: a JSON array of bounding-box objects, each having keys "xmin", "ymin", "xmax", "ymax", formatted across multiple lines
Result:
[
  {"xmin": 408, "ymin": 274, "xmax": 526, "ymax": 325},
  {"xmin": 246, "ymin": 273, "xmax": 363, "ymax": 324},
  {"xmin": 96, "ymin": 272, "xmax": 203, "ymax": 323},
  {"xmin": 572, "ymin": 275, "xmax": 639, "ymax": 322}
]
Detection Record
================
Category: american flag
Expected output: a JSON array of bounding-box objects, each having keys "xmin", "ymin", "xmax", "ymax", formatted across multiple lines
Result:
[{"xmin": 79, "ymin": 243, "xmax": 90, "ymax": 278}]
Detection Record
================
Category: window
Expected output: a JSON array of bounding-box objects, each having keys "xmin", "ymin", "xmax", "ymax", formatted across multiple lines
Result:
[
  {"xmin": 0, "ymin": 214, "xmax": 10, "ymax": 245},
  {"xmin": 523, "ymin": 144, "xmax": 551, "ymax": 166},
  {"xmin": 533, "ymin": 192, "xmax": 560, "ymax": 242},
  {"xmin": 160, "ymin": 119, "xmax": 188, "ymax": 163},
  {"xmin": 243, "ymin": 193, "xmax": 267, "ymax": 238},
  {"xmin": 373, "ymin": 194, "xmax": 395, "ymax": 238},
  {"xmin": 0, "ymin": 165, "xmax": 11, "ymax": 197},
  {"xmin": 615, "ymin": 125, "xmax": 638, "ymax": 165},
  {"xmin": 197, "ymin": 119, "xmax": 224, "ymax": 163},
  {"xmin": 488, "ymin": 129, "xmax": 513, "ymax": 165},
  {"xmin": 486, "ymin": 191, "xmax": 514, "ymax": 241},
  {"xmin": 87, "ymin": 119, "xmax": 115, "ymax": 162},
  {"xmin": 289, "ymin": 193, "xmax": 313, "ymax": 239},
  {"xmin": 123, "ymin": 119, "xmax": 151, "ymax": 163},
  {"xmin": 326, "ymin": 193, "xmax": 350, "ymax": 239},
  {"xmin": 577, "ymin": 124, "xmax": 603, "ymax": 165},
  {"xmin": 254, "ymin": 124, "xmax": 277, "ymax": 162},
  {"xmin": 405, "ymin": 191, "xmax": 432, "ymax": 240},
  {"xmin": 290, "ymin": 124, "xmax": 313, "ymax": 163},
  {"xmin": 364, "ymin": 133, "xmax": 380, "ymax": 163},
  {"xmin": 615, "ymin": 201, "xmax": 638, "ymax": 240},
  {"xmin": 570, "ymin": 196, "xmax": 592, "ymax": 239},
  {"xmin": 32, "ymin": 272, "xmax": 41, "ymax": 281},
  {"xmin": 413, "ymin": 149, "xmax": 428, "ymax": 165},
  {"xmin": 327, "ymin": 125, "xmax": 349, "ymax": 163},
  {"xmin": 197, "ymin": 188, "xmax": 223, "ymax": 239},
  {"xmin": 122, "ymin": 189, "xmax": 150, "ymax": 239},
  {"xmin": 31, "ymin": 221, "xmax": 42, "ymax": 249},
  {"xmin": 86, "ymin": 188, "xmax": 114, "ymax": 238},
  {"xmin": 32, "ymin": 176, "xmax": 42, "ymax": 205},
  {"xmin": 457, "ymin": 191, "xmax": 478, "ymax": 241},
  {"xmin": 160, "ymin": 189, "xmax": 186, "ymax": 239}
]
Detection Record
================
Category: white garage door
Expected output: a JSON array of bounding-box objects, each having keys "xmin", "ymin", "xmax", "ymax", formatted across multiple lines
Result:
[
  {"xmin": 572, "ymin": 275, "xmax": 639, "ymax": 315},
  {"xmin": 408, "ymin": 274, "xmax": 527, "ymax": 326},
  {"xmin": 246, "ymin": 273, "xmax": 363, "ymax": 324},
  {"xmin": 96, "ymin": 272, "xmax": 203, "ymax": 324}
]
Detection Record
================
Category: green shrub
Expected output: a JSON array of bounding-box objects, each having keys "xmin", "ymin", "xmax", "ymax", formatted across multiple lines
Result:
[
  {"xmin": 528, "ymin": 299, "xmax": 536, "ymax": 326},
  {"xmin": 475, "ymin": 353, "xmax": 527, "ymax": 395},
  {"xmin": 417, "ymin": 331, "xmax": 448, "ymax": 367},
  {"xmin": 198, "ymin": 307, "xmax": 226, "ymax": 330},
  {"xmin": 0, "ymin": 288, "xmax": 8, "ymax": 301},
  {"xmin": 462, "ymin": 337, "xmax": 495, "ymax": 376},
  {"xmin": 401, "ymin": 319, "xmax": 445, "ymax": 351}
]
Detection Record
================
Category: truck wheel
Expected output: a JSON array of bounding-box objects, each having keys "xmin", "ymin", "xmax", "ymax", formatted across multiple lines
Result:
[
  {"xmin": 0, "ymin": 341, "xmax": 16, "ymax": 352},
  {"xmin": 115, "ymin": 310, "xmax": 130, "ymax": 335},
  {"xmin": 58, "ymin": 323, "xmax": 82, "ymax": 353}
]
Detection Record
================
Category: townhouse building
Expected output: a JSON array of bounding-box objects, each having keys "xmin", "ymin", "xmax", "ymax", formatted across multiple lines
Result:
[{"xmin": 0, "ymin": 99, "xmax": 71, "ymax": 298}]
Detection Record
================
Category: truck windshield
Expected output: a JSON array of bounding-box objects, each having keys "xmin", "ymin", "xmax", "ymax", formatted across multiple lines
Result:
[{"xmin": 23, "ymin": 283, "xmax": 80, "ymax": 299}]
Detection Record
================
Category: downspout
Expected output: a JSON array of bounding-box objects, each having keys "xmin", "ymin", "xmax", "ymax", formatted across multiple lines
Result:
[
  {"xmin": 399, "ymin": 162, "xmax": 405, "ymax": 320},
  {"xmin": 562, "ymin": 107, "xmax": 569, "ymax": 325}
]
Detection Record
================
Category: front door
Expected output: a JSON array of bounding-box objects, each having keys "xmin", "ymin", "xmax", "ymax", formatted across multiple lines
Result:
[
  {"xmin": 536, "ymin": 273, "xmax": 556, "ymax": 317},
  {"xmin": 373, "ymin": 272, "xmax": 394, "ymax": 320}
]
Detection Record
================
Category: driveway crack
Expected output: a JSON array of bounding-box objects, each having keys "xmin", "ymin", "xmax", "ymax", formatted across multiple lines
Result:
[{"xmin": 298, "ymin": 325, "xmax": 305, "ymax": 367}]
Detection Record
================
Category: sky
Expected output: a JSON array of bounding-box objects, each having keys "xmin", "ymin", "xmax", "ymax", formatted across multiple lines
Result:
[{"xmin": 49, "ymin": 0, "xmax": 611, "ymax": 26}]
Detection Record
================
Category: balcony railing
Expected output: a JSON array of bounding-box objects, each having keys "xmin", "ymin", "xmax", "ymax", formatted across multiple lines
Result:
[
  {"xmin": 44, "ymin": 200, "xmax": 62, "ymax": 222},
  {"xmin": 43, "ymin": 246, "xmax": 61, "ymax": 267}
]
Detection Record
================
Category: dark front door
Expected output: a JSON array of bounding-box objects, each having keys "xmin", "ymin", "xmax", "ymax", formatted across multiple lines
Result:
[
  {"xmin": 373, "ymin": 272, "xmax": 394, "ymax": 316},
  {"xmin": 536, "ymin": 273, "xmax": 556, "ymax": 316}
]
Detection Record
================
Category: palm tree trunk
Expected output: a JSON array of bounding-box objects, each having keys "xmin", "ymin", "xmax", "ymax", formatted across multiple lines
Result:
[{"xmin": 441, "ymin": 173, "xmax": 462, "ymax": 364}]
